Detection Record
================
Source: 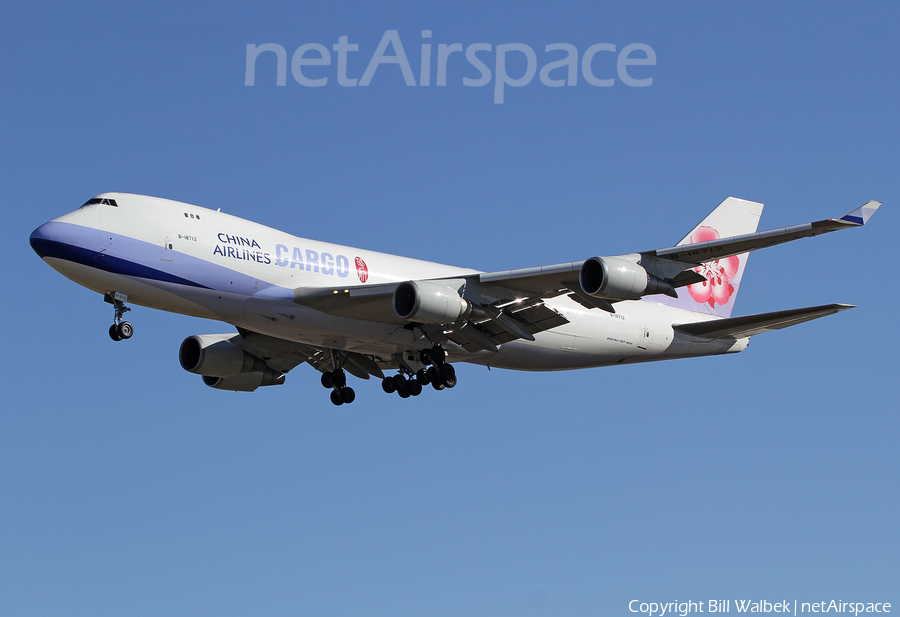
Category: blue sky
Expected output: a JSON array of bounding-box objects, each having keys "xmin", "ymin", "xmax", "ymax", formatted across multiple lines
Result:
[{"xmin": 2, "ymin": 2, "xmax": 898, "ymax": 615}]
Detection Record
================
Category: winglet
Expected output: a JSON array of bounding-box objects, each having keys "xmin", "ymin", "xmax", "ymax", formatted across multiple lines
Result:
[{"xmin": 838, "ymin": 200, "xmax": 881, "ymax": 226}]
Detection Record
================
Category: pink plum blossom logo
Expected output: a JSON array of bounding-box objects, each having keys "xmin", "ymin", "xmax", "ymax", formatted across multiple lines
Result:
[
  {"xmin": 686, "ymin": 226, "xmax": 740, "ymax": 308},
  {"xmin": 355, "ymin": 256, "xmax": 369, "ymax": 283}
]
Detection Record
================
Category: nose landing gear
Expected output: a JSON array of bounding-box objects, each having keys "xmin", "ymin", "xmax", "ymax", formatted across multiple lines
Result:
[{"xmin": 105, "ymin": 292, "xmax": 133, "ymax": 341}]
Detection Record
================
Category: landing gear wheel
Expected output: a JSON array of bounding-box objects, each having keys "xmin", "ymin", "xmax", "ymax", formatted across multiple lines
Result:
[
  {"xmin": 440, "ymin": 364, "xmax": 458, "ymax": 388},
  {"xmin": 330, "ymin": 390, "xmax": 344, "ymax": 406},
  {"xmin": 430, "ymin": 346, "xmax": 445, "ymax": 365},
  {"xmin": 408, "ymin": 379, "xmax": 423, "ymax": 396},
  {"xmin": 339, "ymin": 387, "xmax": 355, "ymax": 404},
  {"xmin": 109, "ymin": 324, "xmax": 122, "ymax": 341},
  {"xmin": 321, "ymin": 372, "xmax": 333, "ymax": 389},
  {"xmin": 431, "ymin": 379, "xmax": 446, "ymax": 391},
  {"xmin": 426, "ymin": 366, "xmax": 439, "ymax": 384},
  {"xmin": 419, "ymin": 349, "xmax": 432, "ymax": 365},
  {"xmin": 440, "ymin": 364, "xmax": 456, "ymax": 381},
  {"xmin": 117, "ymin": 321, "xmax": 133, "ymax": 340},
  {"xmin": 416, "ymin": 368, "xmax": 430, "ymax": 385},
  {"xmin": 382, "ymin": 377, "xmax": 396, "ymax": 394},
  {"xmin": 392, "ymin": 374, "xmax": 407, "ymax": 390},
  {"xmin": 397, "ymin": 384, "xmax": 411, "ymax": 398},
  {"xmin": 330, "ymin": 370, "xmax": 347, "ymax": 389}
]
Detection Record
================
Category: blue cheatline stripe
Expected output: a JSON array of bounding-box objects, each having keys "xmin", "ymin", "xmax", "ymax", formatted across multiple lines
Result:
[
  {"xmin": 840, "ymin": 215, "xmax": 864, "ymax": 225},
  {"xmin": 30, "ymin": 237, "xmax": 210, "ymax": 289},
  {"xmin": 30, "ymin": 221, "xmax": 294, "ymax": 299}
]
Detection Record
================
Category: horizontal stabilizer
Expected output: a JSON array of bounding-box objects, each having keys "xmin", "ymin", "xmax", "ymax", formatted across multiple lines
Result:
[{"xmin": 673, "ymin": 304, "xmax": 855, "ymax": 339}]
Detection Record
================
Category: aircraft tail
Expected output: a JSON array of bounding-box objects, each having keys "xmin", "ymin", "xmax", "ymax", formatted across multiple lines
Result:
[{"xmin": 648, "ymin": 197, "xmax": 764, "ymax": 318}]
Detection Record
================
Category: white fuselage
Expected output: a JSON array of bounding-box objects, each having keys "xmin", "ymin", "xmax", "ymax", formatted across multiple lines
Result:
[{"xmin": 32, "ymin": 193, "xmax": 746, "ymax": 371}]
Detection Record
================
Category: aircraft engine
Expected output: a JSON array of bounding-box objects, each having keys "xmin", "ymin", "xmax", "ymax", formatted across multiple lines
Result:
[
  {"xmin": 579, "ymin": 256, "xmax": 675, "ymax": 300},
  {"xmin": 179, "ymin": 334, "xmax": 285, "ymax": 391},
  {"xmin": 393, "ymin": 280, "xmax": 470, "ymax": 324},
  {"xmin": 201, "ymin": 370, "xmax": 285, "ymax": 392}
]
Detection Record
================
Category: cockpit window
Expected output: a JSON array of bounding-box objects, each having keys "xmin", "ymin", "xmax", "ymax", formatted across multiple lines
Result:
[{"xmin": 82, "ymin": 197, "xmax": 118, "ymax": 207}]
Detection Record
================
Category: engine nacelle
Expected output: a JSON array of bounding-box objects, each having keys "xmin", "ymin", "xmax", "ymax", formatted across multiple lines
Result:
[
  {"xmin": 201, "ymin": 370, "xmax": 285, "ymax": 392},
  {"xmin": 393, "ymin": 280, "xmax": 471, "ymax": 324},
  {"xmin": 179, "ymin": 334, "xmax": 268, "ymax": 377},
  {"xmin": 579, "ymin": 256, "xmax": 675, "ymax": 300}
]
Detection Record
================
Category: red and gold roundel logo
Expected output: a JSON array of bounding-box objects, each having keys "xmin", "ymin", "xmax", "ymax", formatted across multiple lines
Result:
[{"xmin": 355, "ymin": 256, "xmax": 368, "ymax": 283}]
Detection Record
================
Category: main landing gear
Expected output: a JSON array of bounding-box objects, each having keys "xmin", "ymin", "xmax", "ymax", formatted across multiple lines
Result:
[
  {"xmin": 381, "ymin": 345, "xmax": 457, "ymax": 399},
  {"xmin": 105, "ymin": 292, "xmax": 133, "ymax": 342},
  {"xmin": 320, "ymin": 368, "xmax": 356, "ymax": 406}
]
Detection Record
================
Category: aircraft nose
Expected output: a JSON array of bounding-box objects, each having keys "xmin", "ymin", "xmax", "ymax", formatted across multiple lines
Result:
[
  {"xmin": 30, "ymin": 206, "xmax": 103, "ymax": 261},
  {"xmin": 30, "ymin": 222, "xmax": 58, "ymax": 260}
]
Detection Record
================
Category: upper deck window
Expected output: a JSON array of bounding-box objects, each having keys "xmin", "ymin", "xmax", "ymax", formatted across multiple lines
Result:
[{"xmin": 82, "ymin": 197, "xmax": 118, "ymax": 207}]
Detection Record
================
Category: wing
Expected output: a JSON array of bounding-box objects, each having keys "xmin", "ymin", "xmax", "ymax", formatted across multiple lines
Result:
[
  {"xmin": 289, "ymin": 200, "xmax": 879, "ymax": 353},
  {"xmin": 292, "ymin": 284, "xmax": 404, "ymax": 324},
  {"xmin": 291, "ymin": 278, "xmax": 571, "ymax": 353},
  {"xmin": 479, "ymin": 200, "xmax": 881, "ymax": 298},
  {"xmin": 235, "ymin": 328, "xmax": 385, "ymax": 380},
  {"xmin": 672, "ymin": 304, "xmax": 855, "ymax": 339},
  {"xmin": 644, "ymin": 201, "xmax": 882, "ymax": 274}
]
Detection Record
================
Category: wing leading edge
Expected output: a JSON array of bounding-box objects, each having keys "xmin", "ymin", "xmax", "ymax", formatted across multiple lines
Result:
[{"xmin": 646, "ymin": 201, "xmax": 882, "ymax": 270}]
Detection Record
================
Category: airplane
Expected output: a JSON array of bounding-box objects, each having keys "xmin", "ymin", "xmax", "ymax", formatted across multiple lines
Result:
[{"xmin": 30, "ymin": 193, "xmax": 881, "ymax": 405}]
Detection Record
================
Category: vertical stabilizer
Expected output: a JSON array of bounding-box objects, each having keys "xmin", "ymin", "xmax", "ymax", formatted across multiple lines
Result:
[{"xmin": 647, "ymin": 197, "xmax": 763, "ymax": 318}]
